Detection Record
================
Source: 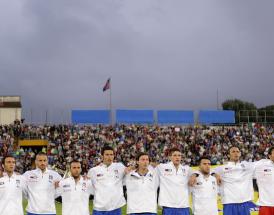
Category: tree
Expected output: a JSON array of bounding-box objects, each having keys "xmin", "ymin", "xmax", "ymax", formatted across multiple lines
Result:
[
  {"xmin": 258, "ymin": 105, "xmax": 274, "ymax": 123},
  {"xmin": 222, "ymin": 99, "xmax": 257, "ymax": 123}
]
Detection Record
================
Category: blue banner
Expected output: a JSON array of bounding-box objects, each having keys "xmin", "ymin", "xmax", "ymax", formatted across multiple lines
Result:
[
  {"xmin": 116, "ymin": 110, "xmax": 154, "ymax": 124},
  {"xmin": 71, "ymin": 110, "xmax": 110, "ymax": 124},
  {"xmin": 199, "ymin": 110, "xmax": 235, "ymax": 124},
  {"xmin": 157, "ymin": 110, "xmax": 194, "ymax": 124}
]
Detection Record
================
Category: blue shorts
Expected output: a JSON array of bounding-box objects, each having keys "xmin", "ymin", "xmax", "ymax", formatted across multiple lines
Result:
[
  {"xmin": 27, "ymin": 213, "xmax": 55, "ymax": 215},
  {"xmin": 223, "ymin": 201, "xmax": 255, "ymax": 215},
  {"xmin": 93, "ymin": 208, "xmax": 122, "ymax": 215},
  {"xmin": 162, "ymin": 207, "xmax": 190, "ymax": 215}
]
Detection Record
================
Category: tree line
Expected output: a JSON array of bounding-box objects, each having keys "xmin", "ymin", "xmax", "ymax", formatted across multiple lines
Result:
[{"xmin": 222, "ymin": 99, "xmax": 274, "ymax": 124}]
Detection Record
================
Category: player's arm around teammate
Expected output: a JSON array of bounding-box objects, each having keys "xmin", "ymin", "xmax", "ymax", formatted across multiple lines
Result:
[
  {"xmin": 23, "ymin": 152, "xmax": 62, "ymax": 215},
  {"xmin": 156, "ymin": 147, "xmax": 192, "ymax": 215},
  {"xmin": 56, "ymin": 160, "xmax": 93, "ymax": 215},
  {"xmin": 125, "ymin": 152, "xmax": 159, "ymax": 215},
  {"xmin": 254, "ymin": 146, "xmax": 274, "ymax": 215},
  {"xmin": 190, "ymin": 156, "xmax": 219, "ymax": 215},
  {"xmin": 87, "ymin": 145, "xmax": 126, "ymax": 215},
  {"xmin": 0, "ymin": 155, "xmax": 27, "ymax": 215}
]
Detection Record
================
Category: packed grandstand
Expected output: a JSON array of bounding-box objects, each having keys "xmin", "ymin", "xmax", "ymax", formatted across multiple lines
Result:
[{"xmin": 0, "ymin": 123, "xmax": 273, "ymax": 175}]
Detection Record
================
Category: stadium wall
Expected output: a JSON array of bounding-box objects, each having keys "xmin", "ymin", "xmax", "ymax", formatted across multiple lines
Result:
[{"xmin": 0, "ymin": 108, "xmax": 21, "ymax": 125}]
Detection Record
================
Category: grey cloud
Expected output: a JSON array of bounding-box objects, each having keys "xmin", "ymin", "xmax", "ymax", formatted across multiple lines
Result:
[{"xmin": 0, "ymin": 0, "xmax": 273, "ymax": 122}]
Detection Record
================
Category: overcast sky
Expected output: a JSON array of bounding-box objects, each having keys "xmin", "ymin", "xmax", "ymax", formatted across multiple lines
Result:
[{"xmin": 1, "ymin": 0, "xmax": 274, "ymax": 122}]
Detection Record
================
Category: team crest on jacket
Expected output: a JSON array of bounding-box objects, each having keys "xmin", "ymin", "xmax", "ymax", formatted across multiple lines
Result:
[
  {"xmin": 49, "ymin": 175, "xmax": 53, "ymax": 183},
  {"xmin": 63, "ymin": 184, "xmax": 71, "ymax": 192},
  {"xmin": 212, "ymin": 181, "xmax": 216, "ymax": 190},
  {"xmin": 82, "ymin": 182, "xmax": 87, "ymax": 191},
  {"xmin": 148, "ymin": 173, "xmax": 153, "ymax": 181},
  {"xmin": 114, "ymin": 169, "xmax": 119, "ymax": 178},
  {"xmin": 29, "ymin": 175, "xmax": 38, "ymax": 182},
  {"xmin": 16, "ymin": 179, "xmax": 20, "ymax": 188}
]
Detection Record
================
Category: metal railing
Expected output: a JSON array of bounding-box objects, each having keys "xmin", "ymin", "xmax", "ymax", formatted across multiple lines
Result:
[
  {"xmin": 18, "ymin": 109, "xmax": 274, "ymax": 125},
  {"xmin": 238, "ymin": 110, "xmax": 274, "ymax": 124}
]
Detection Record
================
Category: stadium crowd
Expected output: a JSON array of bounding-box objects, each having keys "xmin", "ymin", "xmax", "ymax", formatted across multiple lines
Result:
[{"xmin": 0, "ymin": 123, "xmax": 273, "ymax": 174}]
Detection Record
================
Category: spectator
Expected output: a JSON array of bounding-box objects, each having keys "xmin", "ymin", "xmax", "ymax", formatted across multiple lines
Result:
[{"xmin": 0, "ymin": 124, "xmax": 273, "ymax": 175}]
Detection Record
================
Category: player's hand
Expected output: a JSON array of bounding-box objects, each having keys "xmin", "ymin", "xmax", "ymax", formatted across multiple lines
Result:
[
  {"xmin": 214, "ymin": 173, "xmax": 222, "ymax": 185},
  {"xmin": 83, "ymin": 175, "xmax": 90, "ymax": 180},
  {"xmin": 188, "ymin": 174, "xmax": 198, "ymax": 187},
  {"xmin": 0, "ymin": 170, "xmax": 3, "ymax": 178},
  {"xmin": 54, "ymin": 181, "xmax": 60, "ymax": 189},
  {"xmin": 124, "ymin": 166, "xmax": 135, "ymax": 174}
]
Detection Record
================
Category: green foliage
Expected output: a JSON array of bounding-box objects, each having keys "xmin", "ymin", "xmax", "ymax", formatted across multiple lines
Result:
[
  {"xmin": 222, "ymin": 99, "xmax": 257, "ymax": 111},
  {"xmin": 222, "ymin": 99, "xmax": 274, "ymax": 123},
  {"xmin": 222, "ymin": 99, "xmax": 257, "ymax": 123}
]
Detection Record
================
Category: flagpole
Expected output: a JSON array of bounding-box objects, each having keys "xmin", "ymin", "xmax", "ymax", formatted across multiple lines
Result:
[{"xmin": 109, "ymin": 78, "xmax": 112, "ymax": 125}]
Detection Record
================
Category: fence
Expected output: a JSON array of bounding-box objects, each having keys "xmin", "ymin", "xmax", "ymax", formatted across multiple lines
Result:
[{"xmin": 19, "ymin": 108, "xmax": 274, "ymax": 125}]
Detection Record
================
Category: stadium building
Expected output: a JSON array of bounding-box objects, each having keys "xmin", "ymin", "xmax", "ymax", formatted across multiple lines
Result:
[{"xmin": 0, "ymin": 96, "xmax": 22, "ymax": 125}]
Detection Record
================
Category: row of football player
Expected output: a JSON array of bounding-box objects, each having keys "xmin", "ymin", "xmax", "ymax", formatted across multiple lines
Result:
[{"xmin": 0, "ymin": 145, "xmax": 274, "ymax": 215}]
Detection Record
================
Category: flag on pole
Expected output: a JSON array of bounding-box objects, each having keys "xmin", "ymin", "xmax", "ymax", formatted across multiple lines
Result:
[{"xmin": 103, "ymin": 78, "xmax": 111, "ymax": 92}]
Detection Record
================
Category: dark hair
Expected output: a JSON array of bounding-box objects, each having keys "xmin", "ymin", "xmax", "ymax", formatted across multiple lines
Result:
[
  {"xmin": 35, "ymin": 152, "xmax": 47, "ymax": 160},
  {"xmin": 168, "ymin": 147, "xmax": 181, "ymax": 156},
  {"xmin": 136, "ymin": 152, "xmax": 149, "ymax": 161},
  {"xmin": 228, "ymin": 145, "xmax": 241, "ymax": 153},
  {"xmin": 2, "ymin": 155, "xmax": 16, "ymax": 164},
  {"xmin": 198, "ymin": 156, "xmax": 211, "ymax": 165},
  {"xmin": 70, "ymin": 160, "xmax": 81, "ymax": 167},
  {"xmin": 268, "ymin": 146, "xmax": 274, "ymax": 156},
  {"xmin": 101, "ymin": 145, "xmax": 114, "ymax": 155}
]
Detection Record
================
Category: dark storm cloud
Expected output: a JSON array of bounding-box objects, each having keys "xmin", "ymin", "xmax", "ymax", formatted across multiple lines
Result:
[{"xmin": 0, "ymin": 0, "xmax": 273, "ymax": 122}]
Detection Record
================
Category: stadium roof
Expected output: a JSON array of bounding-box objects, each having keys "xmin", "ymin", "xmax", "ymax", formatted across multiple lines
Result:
[{"xmin": 0, "ymin": 101, "xmax": 22, "ymax": 108}]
